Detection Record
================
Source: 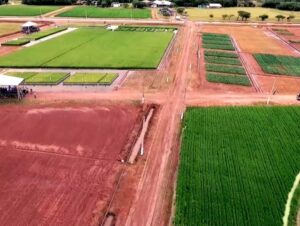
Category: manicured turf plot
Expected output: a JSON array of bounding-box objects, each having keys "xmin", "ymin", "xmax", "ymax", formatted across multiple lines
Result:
[
  {"xmin": 8, "ymin": 72, "xmax": 69, "ymax": 84},
  {"xmin": 57, "ymin": 7, "xmax": 151, "ymax": 19},
  {"xmin": 205, "ymin": 56, "xmax": 241, "ymax": 65},
  {"xmin": 175, "ymin": 106, "xmax": 300, "ymax": 226},
  {"xmin": 24, "ymin": 27, "xmax": 67, "ymax": 41},
  {"xmin": 98, "ymin": 73, "xmax": 118, "ymax": 85},
  {"xmin": 63, "ymin": 73, "xmax": 118, "ymax": 85},
  {"xmin": 186, "ymin": 7, "xmax": 300, "ymax": 22},
  {"xmin": 202, "ymin": 44, "xmax": 235, "ymax": 51},
  {"xmin": 206, "ymin": 73, "xmax": 251, "ymax": 86},
  {"xmin": 206, "ymin": 64, "xmax": 246, "ymax": 74},
  {"xmin": 254, "ymin": 54, "xmax": 300, "ymax": 77},
  {"xmin": 1, "ymin": 39, "xmax": 30, "ymax": 46},
  {"xmin": 117, "ymin": 26, "xmax": 176, "ymax": 32},
  {"xmin": 0, "ymin": 27, "xmax": 172, "ymax": 69},
  {"xmin": 0, "ymin": 23, "xmax": 20, "ymax": 36},
  {"xmin": 0, "ymin": 5, "xmax": 60, "ymax": 16},
  {"xmin": 288, "ymin": 182, "xmax": 300, "ymax": 226},
  {"xmin": 204, "ymin": 50, "xmax": 238, "ymax": 58}
]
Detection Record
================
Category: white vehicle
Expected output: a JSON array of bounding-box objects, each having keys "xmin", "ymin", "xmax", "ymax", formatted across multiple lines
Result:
[
  {"xmin": 175, "ymin": 16, "xmax": 181, "ymax": 20},
  {"xmin": 208, "ymin": 3, "xmax": 222, "ymax": 8}
]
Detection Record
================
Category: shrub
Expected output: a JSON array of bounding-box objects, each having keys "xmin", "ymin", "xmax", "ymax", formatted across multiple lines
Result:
[
  {"xmin": 259, "ymin": 14, "xmax": 269, "ymax": 21},
  {"xmin": 177, "ymin": 7, "xmax": 185, "ymax": 14},
  {"xmin": 206, "ymin": 64, "xmax": 246, "ymax": 74}
]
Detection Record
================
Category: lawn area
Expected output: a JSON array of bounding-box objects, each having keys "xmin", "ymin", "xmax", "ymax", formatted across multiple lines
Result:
[
  {"xmin": 64, "ymin": 73, "xmax": 106, "ymax": 84},
  {"xmin": 176, "ymin": 106, "xmax": 300, "ymax": 226},
  {"xmin": 0, "ymin": 5, "xmax": 60, "ymax": 16},
  {"xmin": 186, "ymin": 7, "xmax": 300, "ymax": 22},
  {"xmin": 57, "ymin": 6, "xmax": 151, "ymax": 19},
  {"xmin": 24, "ymin": 26, "xmax": 67, "ymax": 40},
  {"xmin": 206, "ymin": 73, "xmax": 250, "ymax": 86},
  {"xmin": 1, "ymin": 39, "xmax": 30, "ymax": 46},
  {"xmin": 0, "ymin": 27, "xmax": 173, "ymax": 69},
  {"xmin": 254, "ymin": 54, "xmax": 300, "ymax": 77},
  {"xmin": 0, "ymin": 23, "xmax": 20, "ymax": 36},
  {"xmin": 7, "ymin": 72, "xmax": 69, "ymax": 84}
]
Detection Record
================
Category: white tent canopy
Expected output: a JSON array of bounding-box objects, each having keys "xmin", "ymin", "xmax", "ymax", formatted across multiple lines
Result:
[
  {"xmin": 0, "ymin": 74, "xmax": 24, "ymax": 86},
  {"xmin": 22, "ymin": 21, "xmax": 38, "ymax": 28}
]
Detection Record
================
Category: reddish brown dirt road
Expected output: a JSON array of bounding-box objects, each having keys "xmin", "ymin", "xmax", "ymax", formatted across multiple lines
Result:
[{"xmin": 0, "ymin": 104, "xmax": 141, "ymax": 226}]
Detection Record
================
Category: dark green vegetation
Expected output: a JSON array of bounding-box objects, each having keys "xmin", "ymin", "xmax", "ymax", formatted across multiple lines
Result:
[
  {"xmin": 117, "ymin": 26, "xmax": 176, "ymax": 32},
  {"xmin": 206, "ymin": 73, "xmax": 251, "ymax": 86},
  {"xmin": 63, "ymin": 73, "xmax": 118, "ymax": 85},
  {"xmin": 176, "ymin": 106, "xmax": 300, "ymax": 226},
  {"xmin": 202, "ymin": 33, "xmax": 251, "ymax": 86},
  {"xmin": 57, "ymin": 7, "xmax": 151, "ymax": 19},
  {"xmin": 254, "ymin": 54, "xmax": 300, "ymax": 77},
  {"xmin": 202, "ymin": 33, "xmax": 235, "ymax": 51},
  {"xmin": 273, "ymin": 28, "xmax": 294, "ymax": 36},
  {"xmin": 0, "ymin": 27, "xmax": 173, "ymax": 69},
  {"xmin": 25, "ymin": 27, "xmax": 67, "ymax": 40},
  {"xmin": 1, "ymin": 39, "xmax": 30, "ymax": 46},
  {"xmin": 288, "ymin": 182, "xmax": 300, "ymax": 226},
  {"xmin": 7, "ymin": 72, "xmax": 69, "ymax": 85},
  {"xmin": 0, "ymin": 5, "xmax": 59, "ymax": 16}
]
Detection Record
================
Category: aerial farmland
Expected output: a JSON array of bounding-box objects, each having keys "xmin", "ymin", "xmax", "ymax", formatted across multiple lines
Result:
[{"xmin": 0, "ymin": 2, "xmax": 299, "ymax": 226}]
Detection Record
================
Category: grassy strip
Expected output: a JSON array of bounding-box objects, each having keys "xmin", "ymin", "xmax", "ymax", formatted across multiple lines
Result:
[
  {"xmin": 288, "ymin": 182, "xmax": 300, "ymax": 226},
  {"xmin": 204, "ymin": 50, "xmax": 238, "ymax": 58},
  {"xmin": 202, "ymin": 33, "xmax": 230, "ymax": 39},
  {"xmin": 25, "ymin": 72, "xmax": 69, "ymax": 85},
  {"xmin": 206, "ymin": 73, "xmax": 251, "ymax": 86},
  {"xmin": 254, "ymin": 54, "xmax": 300, "ymax": 77},
  {"xmin": 203, "ymin": 44, "xmax": 235, "ymax": 51},
  {"xmin": 175, "ymin": 106, "xmax": 300, "ymax": 226},
  {"xmin": 25, "ymin": 27, "xmax": 67, "ymax": 41},
  {"xmin": 99, "ymin": 73, "xmax": 118, "ymax": 85},
  {"xmin": 206, "ymin": 64, "xmax": 246, "ymax": 75},
  {"xmin": 6, "ymin": 72, "xmax": 36, "ymax": 79},
  {"xmin": 202, "ymin": 39, "xmax": 233, "ymax": 45},
  {"xmin": 2, "ymin": 39, "xmax": 30, "ymax": 46},
  {"xmin": 63, "ymin": 73, "xmax": 106, "ymax": 84},
  {"xmin": 57, "ymin": 7, "xmax": 151, "ymax": 19},
  {"xmin": 117, "ymin": 26, "xmax": 176, "ymax": 32},
  {"xmin": 205, "ymin": 56, "xmax": 241, "ymax": 65},
  {"xmin": 0, "ymin": 5, "xmax": 60, "ymax": 16}
]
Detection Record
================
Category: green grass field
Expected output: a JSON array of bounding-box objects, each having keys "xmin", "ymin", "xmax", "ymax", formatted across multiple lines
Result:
[
  {"xmin": 64, "ymin": 72, "xmax": 118, "ymax": 85},
  {"xmin": 176, "ymin": 106, "xmax": 300, "ymax": 226},
  {"xmin": 57, "ymin": 6, "xmax": 151, "ymax": 19},
  {"xmin": 254, "ymin": 54, "xmax": 300, "ymax": 77},
  {"xmin": 0, "ymin": 23, "xmax": 21, "ymax": 36},
  {"xmin": 187, "ymin": 7, "xmax": 300, "ymax": 22},
  {"xmin": 2, "ymin": 39, "xmax": 30, "ymax": 46},
  {"xmin": 25, "ymin": 27, "xmax": 67, "ymax": 40},
  {"xmin": 204, "ymin": 50, "xmax": 238, "ymax": 58},
  {"xmin": 7, "ymin": 72, "xmax": 69, "ymax": 84},
  {"xmin": 0, "ymin": 5, "xmax": 60, "ymax": 16},
  {"xmin": 0, "ymin": 27, "xmax": 173, "ymax": 69},
  {"xmin": 206, "ymin": 73, "xmax": 250, "ymax": 86}
]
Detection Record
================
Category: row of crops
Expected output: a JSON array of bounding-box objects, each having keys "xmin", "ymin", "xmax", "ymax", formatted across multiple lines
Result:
[
  {"xmin": 6, "ymin": 72, "xmax": 118, "ymax": 86},
  {"xmin": 117, "ymin": 26, "xmax": 176, "ymax": 33},
  {"xmin": 175, "ymin": 106, "xmax": 300, "ymax": 226},
  {"xmin": 1, "ymin": 27, "xmax": 67, "ymax": 46},
  {"xmin": 272, "ymin": 28, "xmax": 294, "ymax": 36},
  {"xmin": 254, "ymin": 54, "xmax": 300, "ymax": 77},
  {"xmin": 202, "ymin": 33, "xmax": 251, "ymax": 86}
]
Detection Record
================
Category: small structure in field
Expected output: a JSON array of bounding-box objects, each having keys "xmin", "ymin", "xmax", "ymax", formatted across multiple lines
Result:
[
  {"xmin": 0, "ymin": 74, "xmax": 28, "ymax": 100},
  {"xmin": 21, "ymin": 21, "xmax": 40, "ymax": 34},
  {"xmin": 106, "ymin": 25, "xmax": 119, "ymax": 31},
  {"xmin": 208, "ymin": 3, "xmax": 222, "ymax": 8},
  {"xmin": 111, "ymin": 2, "xmax": 121, "ymax": 7}
]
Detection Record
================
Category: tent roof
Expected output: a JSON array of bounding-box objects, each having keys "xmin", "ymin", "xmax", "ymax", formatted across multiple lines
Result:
[
  {"xmin": 22, "ymin": 21, "xmax": 38, "ymax": 27},
  {"xmin": 0, "ymin": 74, "xmax": 24, "ymax": 86}
]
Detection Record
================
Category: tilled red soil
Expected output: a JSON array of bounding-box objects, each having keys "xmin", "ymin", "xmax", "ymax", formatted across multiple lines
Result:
[{"xmin": 0, "ymin": 104, "xmax": 141, "ymax": 226}]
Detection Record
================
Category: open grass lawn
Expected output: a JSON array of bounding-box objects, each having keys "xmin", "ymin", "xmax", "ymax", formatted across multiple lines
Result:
[
  {"xmin": 0, "ymin": 5, "xmax": 60, "ymax": 16},
  {"xmin": 25, "ymin": 26, "xmax": 67, "ymax": 40},
  {"xmin": 0, "ymin": 27, "xmax": 173, "ymax": 69},
  {"xmin": 187, "ymin": 7, "xmax": 300, "ymax": 22},
  {"xmin": 176, "ymin": 106, "xmax": 300, "ymax": 226},
  {"xmin": 64, "ymin": 73, "xmax": 106, "ymax": 84},
  {"xmin": 7, "ymin": 72, "xmax": 69, "ymax": 84},
  {"xmin": 57, "ymin": 6, "xmax": 151, "ymax": 19},
  {"xmin": 254, "ymin": 54, "xmax": 300, "ymax": 77},
  {"xmin": 0, "ymin": 23, "xmax": 20, "ymax": 36}
]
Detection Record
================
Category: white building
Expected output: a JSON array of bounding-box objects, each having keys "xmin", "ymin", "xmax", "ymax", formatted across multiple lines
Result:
[{"xmin": 208, "ymin": 3, "xmax": 222, "ymax": 8}]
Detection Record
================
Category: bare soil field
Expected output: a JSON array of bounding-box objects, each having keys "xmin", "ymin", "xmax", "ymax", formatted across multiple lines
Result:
[{"xmin": 0, "ymin": 103, "xmax": 143, "ymax": 226}]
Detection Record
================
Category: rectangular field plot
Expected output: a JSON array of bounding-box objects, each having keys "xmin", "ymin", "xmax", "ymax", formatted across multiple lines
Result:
[
  {"xmin": 24, "ymin": 26, "xmax": 67, "ymax": 40},
  {"xmin": 0, "ymin": 104, "xmax": 140, "ymax": 225},
  {"xmin": 0, "ymin": 5, "xmax": 60, "ymax": 16},
  {"xmin": 207, "ymin": 73, "xmax": 251, "ymax": 86},
  {"xmin": 202, "ymin": 33, "xmax": 235, "ymax": 51},
  {"xmin": 176, "ymin": 107, "xmax": 300, "ymax": 226},
  {"xmin": 7, "ymin": 72, "xmax": 69, "ymax": 85},
  {"xmin": 254, "ymin": 54, "xmax": 300, "ymax": 77},
  {"xmin": 57, "ymin": 6, "xmax": 151, "ymax": 19},
  {"xmin": 0, "ymin": 27, "xmax": 173, "ymax": 69},
  {"xmin": 64, "ymin": 73, "xmax": 118, "ymax": 85}
]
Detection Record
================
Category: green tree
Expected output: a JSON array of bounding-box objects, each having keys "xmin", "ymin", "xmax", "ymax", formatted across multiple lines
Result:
[
  {"xmin": 222, "ymin": 14, "xmax": 228, "ymax": 20},
  {"xmin": 259, "ymin": 14, "xmax": 269, "ymax": 21},
  {"xmin": 177, "ymin": 7, "xmax": 185, "ymax": 15}
]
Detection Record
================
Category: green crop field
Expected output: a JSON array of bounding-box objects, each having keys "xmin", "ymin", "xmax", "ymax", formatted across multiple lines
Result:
[
  {"xmin": 206, "ymin": 64, "xmax": 246, "ymax": 74},
  {"xmin": 186, "ymin": 7, "xmax": 300, "ymax": 22},
  {"xmin": 0, "ymin": 27, "xmax": 173, "ymax": 69},
  {"xmin": 206, "ymin": 73, "xmax": 250, "ymax": 86},
  {"xmin": 25, "ymin": 27, "xmax": 67, "ymax": 40},
  {"xmin": 202, "ymin": 33, "xmax": 235, "ymax": 51},
  {"xmin": 64, "ymin": 72, "xmax": 118, "ymax": 85},
  {"xmin": 57, "ymin": 6, "xmax": 151, "ymax": 19},
  {"xmin": 205, "ymin": 56, "xmax": 241, "ymax": 65},
  {"xmin": 0, "ymin": 5, "xmax": 60, "ymax": 16},
  {"xmin": 176, "ymin": 106, "xmax": 300, "ymax": 226},
  {"xmin": 254, "ymin": 54, "xmax": 300, "ymax": 77},
  {"xmin": 8, "ymin": 72, "xmax": 69, "ymax": 84},
  {"xmin": 2, "ymin": 39, "xmax": 30, "ymax": 46},
  {"xmin": 204, "ymin": 50, "xmax": 238, "ymax": 58}
]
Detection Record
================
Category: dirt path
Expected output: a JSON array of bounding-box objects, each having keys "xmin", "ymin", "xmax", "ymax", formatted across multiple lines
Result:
[{"xmin": 42, "ymin": 6, "xmax": 75, "ymax": 18}]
